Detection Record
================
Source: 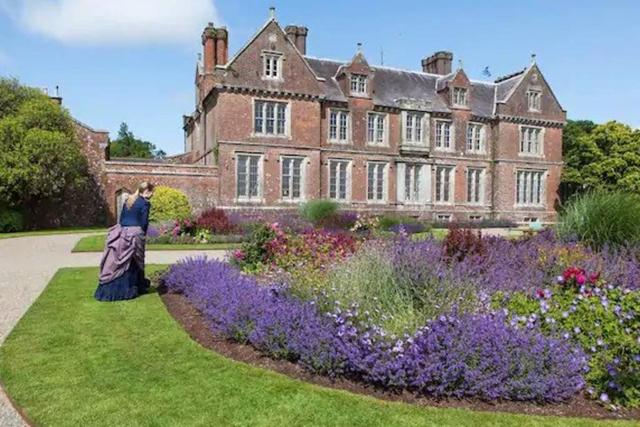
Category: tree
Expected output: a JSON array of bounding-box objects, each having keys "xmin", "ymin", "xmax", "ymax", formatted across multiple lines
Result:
[
  {"xmin": 0, "ymin": 78, "xmax": 87, "ymax": 207},
  {"xmin": 561, "ymin": 119, "xmax": 640, "ymax": 201},
  {"xmin": 109, "ymin": 122, "xmax": 166, "ymax": 158}
]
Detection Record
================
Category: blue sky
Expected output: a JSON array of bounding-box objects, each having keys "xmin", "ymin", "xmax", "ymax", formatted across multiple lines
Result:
[{"xmin": 1, "ymin": 0, "xmax": 639, "ymax": 154}]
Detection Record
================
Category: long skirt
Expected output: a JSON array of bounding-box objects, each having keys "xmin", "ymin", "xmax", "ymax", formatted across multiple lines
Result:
[{"xmin": 94, "ymin": 224, "xmax": 149, "ymax": 302}]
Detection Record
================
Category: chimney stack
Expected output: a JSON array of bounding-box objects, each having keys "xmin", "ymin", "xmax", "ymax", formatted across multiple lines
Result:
[
  {"xmin": 214, "ymin": 27, "xmax": 228, "ymax": 66},
  {"xmin": 421, "ymin": 51, "xmax": 453, "ymax": 75},
  {"xmin": 201, "ymin": 22, "xmax": 216, "ymax": 73},
  {"xmin": 285, "ymin": 25, "xmax": 308, "ymax": 55}
]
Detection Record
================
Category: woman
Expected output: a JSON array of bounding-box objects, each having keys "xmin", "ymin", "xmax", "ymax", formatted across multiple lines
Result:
[{"xmin": 95, "ymin": 182, "xmax": 154, "ymax": 301}]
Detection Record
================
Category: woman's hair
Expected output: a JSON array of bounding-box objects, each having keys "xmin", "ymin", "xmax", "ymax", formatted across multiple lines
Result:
[{"xmin": 126, "ymin": 181, "xmax": 154, "ymax": 208}]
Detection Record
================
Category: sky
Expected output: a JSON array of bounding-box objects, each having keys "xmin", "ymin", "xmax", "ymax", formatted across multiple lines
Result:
[{"xmin": 1, "ymin": 0, "xmax": 639, "ymax": 154}]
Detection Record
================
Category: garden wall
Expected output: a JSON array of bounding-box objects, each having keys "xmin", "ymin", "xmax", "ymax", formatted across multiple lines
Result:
[{"xmin": 104, "ymin": 161, "xmax": 219, "ymax": 224}]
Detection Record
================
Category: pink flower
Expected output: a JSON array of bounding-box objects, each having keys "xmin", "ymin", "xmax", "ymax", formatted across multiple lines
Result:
[{"xmin": 576, "ymin": 274, "xmax": 586, "ymax": 285}]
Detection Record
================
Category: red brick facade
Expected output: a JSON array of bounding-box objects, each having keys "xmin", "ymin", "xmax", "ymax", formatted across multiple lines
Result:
[
  {"xmin": 76, "ymin": 13, "xmax": 566, "ymax": 225},
  {"xmin": 181, "ymin": 15, "xmax": 566, "ymax": 224}
]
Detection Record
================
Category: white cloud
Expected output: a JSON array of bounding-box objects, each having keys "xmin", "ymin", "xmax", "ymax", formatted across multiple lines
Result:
[{"xmin": 1, "ymin": 0, "xmax": 220, "ymax": 45}]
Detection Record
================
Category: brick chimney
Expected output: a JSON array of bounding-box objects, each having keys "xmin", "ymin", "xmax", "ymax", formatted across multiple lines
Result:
[
  {"xmin": 214, "ymin": 27, "xmax": 228, "ymax": 66},
  {"xmin": 201, "ymin": 22, "xmax": 216, "ymax": 73},
  {"xmin": 422, "ymin": 51, "xmax": 453, "ymax": 75},
  {"xmin": 285, "ymin": 25, "xmax": 308, "ymax": 55}
]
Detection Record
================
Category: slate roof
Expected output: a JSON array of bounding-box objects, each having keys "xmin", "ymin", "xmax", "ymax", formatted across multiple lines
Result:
[{"xmin": 305, "ymin": 56, "xmax": 516, "ymax": 118}]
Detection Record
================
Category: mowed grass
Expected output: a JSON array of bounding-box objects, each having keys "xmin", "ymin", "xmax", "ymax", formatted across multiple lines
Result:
[
  {"xmin": 0, "ymin": 268, "xmax": 634, "ymax": 427},
  {"xmin": 0, "ymin": 227, "xmax": 105, "ymax": 240},
  {"xmin": 72, "ymin": 234, "xmax": 240, "ymax": 252}
]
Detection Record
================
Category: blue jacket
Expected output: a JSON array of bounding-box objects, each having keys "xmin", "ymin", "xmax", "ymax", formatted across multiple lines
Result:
[{"xmin": 119, "ymin": 196, "xmax": 150, "ymax": 233}]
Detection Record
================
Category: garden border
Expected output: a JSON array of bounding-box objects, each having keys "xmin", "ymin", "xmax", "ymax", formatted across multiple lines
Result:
[{"xmin": 159, "ymin": 287, "xmax": 640, "ymax": 421}]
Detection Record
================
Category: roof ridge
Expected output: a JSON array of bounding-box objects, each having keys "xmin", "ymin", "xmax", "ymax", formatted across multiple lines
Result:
[{"xmin": 494, "ymin": 68, "xmax": 526, "ymax": 83}]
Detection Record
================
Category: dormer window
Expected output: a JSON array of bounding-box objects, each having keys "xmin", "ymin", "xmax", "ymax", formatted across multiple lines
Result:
[
  {"xmin": 453, "ymin": 87, "xmax": 468, "ymax": 107},
  {"xmin": 263, "ymin": 53, "xmax": 282, "ymax": 79},
  {"xmin": 527, "ymin": 90, "xmax": 541, "ymax": 111},
  {"xmin": 350, "ymin": 74, "xmax": 367, "ymax": 96}
]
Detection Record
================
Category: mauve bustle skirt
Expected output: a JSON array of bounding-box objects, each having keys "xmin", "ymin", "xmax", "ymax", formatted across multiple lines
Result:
[{"xmin": 95, "ymin": 224, "xmax": 149, "ymax": 302}]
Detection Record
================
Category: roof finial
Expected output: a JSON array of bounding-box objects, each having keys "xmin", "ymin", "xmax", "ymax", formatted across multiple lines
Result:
[
  {"xmin": 356, "ymin": 42, "xmax": 363, "ymax": 53},
  {"xmin": 531, "ymin": 53, "xmax": 537, "ymax": 64},
  {"xmin": 458, "ymin": 59, "xmax": 464, "ymax": 70},
  {"xmin": 269, "ymin": 6, "xmax": 276, "ymax": 19}
]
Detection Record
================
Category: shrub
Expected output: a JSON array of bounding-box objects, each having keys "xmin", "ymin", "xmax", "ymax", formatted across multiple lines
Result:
[
  {"xmin": 557, "ymin": 191, "xmax": 640, "ymax": 249},
  {"xmin": 443, "ymin": 227, "xmax": 486, "ymax": 261},
  {"xmin": 496, "ymin": 266, "xmax": 640, "ymax": 407},
  {"xmin": 298, "ymin": 199, "xmax": 338, "ymax": 226},
  {"xmin": 377, "ymin": 214, "xmax": 425, "ymax": 233},
  {"xmin": 162, "ymin": 258, "xmax": 587, "ymax": 402},
  {"xmin": 230, "ymin": 223, "xmax": 277, "ymax": 272},
  {"xmin": 196, "ymin": 207, "xmax": 235, "ymax": 234},
  {"xmin": 0, "ymin": 208, "xmax": 24, "ymax": 232},
  {"xmin": 148, "ymin": 186, "xmax": 191, "ymax": 223}
]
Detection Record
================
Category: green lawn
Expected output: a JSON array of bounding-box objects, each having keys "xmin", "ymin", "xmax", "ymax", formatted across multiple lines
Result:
[
  {"xmin": 0, "ymin": 267, "xmax": 633, "ymax": 427},
  {"xmin": 0, "ymin": 227, "xmax": 105, "ymax": 240},
  {"xmin": 72, "ymin": 234, "xmax": 240, "ymax": 252}
]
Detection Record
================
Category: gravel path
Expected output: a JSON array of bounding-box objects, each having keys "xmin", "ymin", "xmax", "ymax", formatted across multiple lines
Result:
[{"xmin": 0, "ymin": 233, "xmax": 227, "ymax": 426}]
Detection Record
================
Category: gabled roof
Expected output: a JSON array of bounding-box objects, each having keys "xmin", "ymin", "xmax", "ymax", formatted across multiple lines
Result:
[
  {"xmin": 223, "ymin": 17, "xmax": 323, "ymax": 82},
  {"xmin": 495, "ymin": 68, "xmax": 527, "ymax": 102},
  {"xmin": 306, "ymin": 56, "xmax": 497, "ymax": 117}
]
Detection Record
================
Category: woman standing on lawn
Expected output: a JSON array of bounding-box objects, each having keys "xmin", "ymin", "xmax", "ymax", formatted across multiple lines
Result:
[{"xmin": 95, "ymin": 182, "xmax": 154, "ymax": 301}]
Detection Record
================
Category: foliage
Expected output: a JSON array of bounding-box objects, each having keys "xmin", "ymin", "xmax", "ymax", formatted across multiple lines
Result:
[
  {"xmin": 316, "ymin": 240, "xmax": 479, "ymax": 335},
  {"xmin": 556, "ymin": 191, "xmax": 640, "ymax": 249},
  {"xmin": 443, "ymin": 227, "xmax": 486, "ymax": 261},
  {"xmin": 561, "ymin": 120, "xmax": 640, "ymax": 201},
  {"xmin": 163, "ymin": 258, "xmax": 586, "ymax": 402},
  {"xmin": 196, "ymin": 207, "xmax": 236, "ymax": 234},
  {"xmin": 496, "ymin": 266, "xmax": 640, "ymax": 407},
  {"xmin": 0, "ymin": 207, "xmax": 24, "ymax": 232},
  {"xmin": 377, "ymin": 215, "xmax": 426, "ymax": 234},
  {"xmin": 148, "ymin": 186, "xmax": 192, "ymax": 223},
  {"xmin": 108, "ymin": 122, "xmax": 166, "ymax": 158},
  {"xmin": 0, "ymin": 78, "xmax": 87, "ymax": 208},
  {"xmin": 230, "ymin": 223, "xmax": 277, "ymax": 272},
  {"xmin": 298, "ymin": 199, "xmax": 338, "ymax": 226}
]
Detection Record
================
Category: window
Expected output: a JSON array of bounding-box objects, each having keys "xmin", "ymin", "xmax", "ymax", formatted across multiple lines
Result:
[
  {"xmin": 436, "ymin": 214, "xmax": 452, "ymax": 222},
  {"xmin": 367, "ymin": 162, "xmax": 387, "ymax": 202},
  {"xmin": 523, "ymin": 217, "xmax": 539, "ymax": 223},
  {"xmin": 367, "ymin": 113, "xmax": 386, "ymax": 145},
  {"xmin": 350, "ymin": 74, "xmax": 367, "ymax": 96},
  {"xmin": 466, "ymin": 168, "xmax": 484, "ymax": 204},
  {"xmin": 254, "ymin": 101, "xmax": 287, "ymax": 136},
  {"xmin": 453, "ymin": 87, "xmax": 468, "ymax": 106},
  {"xmin": 236, "ymin": 154, "xmax": 262, "ymax": 200},
  {"xmin": 466, "ymin": 123, "xmax": 485, "ymax": 152},
  {"xmin": 281, "ymin": 157, "xmax": 304, "ymax": 201},
  {"xmin": 329, "ymin": 159, "xmax": 350, "ymax": 201},
  {"xmin": 263, "ymin": 53, "xmax": 282, "ymax": 79},
  {"xmin": 469, "ymin": 215, "xmax": 482, "ymax": 222},
  {"xmin": 435, "ymin": 166, "xmax": 454, "ymax": 203},
  {"xmin": 329, "ymin": 109, "xmax": 350, "ymax": 143},
  {"xmin": 404, "ymin": 112, "xmax": 424, "ymax": 144},
  {"xmin": 516, "ymin": 170, "xmax": 545, "ymax": 206},
  {"xmin": 519, "ymin": 126, "xmax": 542, "ymax": 155},
  {"xmin": 527, "ymin": 90, "xmax": 541, "ymax": 111},
  {"xmin": 435, "ymin": 120, "xmax": 453, "ymax": 150},
  {"xmin": 403, "ymin": 164, "xmax": 424, "ymax": 203}
]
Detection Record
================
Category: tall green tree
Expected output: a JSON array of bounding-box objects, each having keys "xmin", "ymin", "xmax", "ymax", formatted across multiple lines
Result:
[
  {"xmin": 0, "ymin": 78, "xmax": 87, "ymax": 207},
  {"xmin": 561, "ymin": 119, "xmax": 640, "ymax": 201},
  {"xmin": 109, "ymin": 122, "xmax": 166, "ymax": 158}
]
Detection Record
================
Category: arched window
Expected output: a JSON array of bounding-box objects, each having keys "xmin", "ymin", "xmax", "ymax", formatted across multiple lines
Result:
[{"xmin": 115, "ymin": 189, "xmax": 131, "ymax": 223}]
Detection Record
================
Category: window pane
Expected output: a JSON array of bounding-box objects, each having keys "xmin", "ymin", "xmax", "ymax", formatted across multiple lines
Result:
[
  {"xmin": 329, "ymin": 111, "xmax": 337, "ymax": 140},
  {"xmin": 339, "ymin": 112, "xmax": 347, "ymax": 141},
  {"xmin": 339, "ymin": 162, "xmax": 347, "ymax": 199},
  {"xmin": 254, "ymin": 102, "xmax": 263, "ymax": 133},
  {"xmin": 329, "ymin": 162, "xmax": 337, "ymax": 198},
  {"xmin": 367, "ymin": 114, "xmax": 374, "ymax": 142},
  {"xmin": 237, "ymin": 156, "xmax": 247, "ymax": 197}
]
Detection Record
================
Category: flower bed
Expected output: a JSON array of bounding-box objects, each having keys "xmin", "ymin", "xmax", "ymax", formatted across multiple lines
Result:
[
  {"xmin": 163, "ymin": 257, "xmax": 586, "ymax": 402},
  {"xmin": 162, "ymin": 221, "xmax": 640, "ymax": 409}
]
